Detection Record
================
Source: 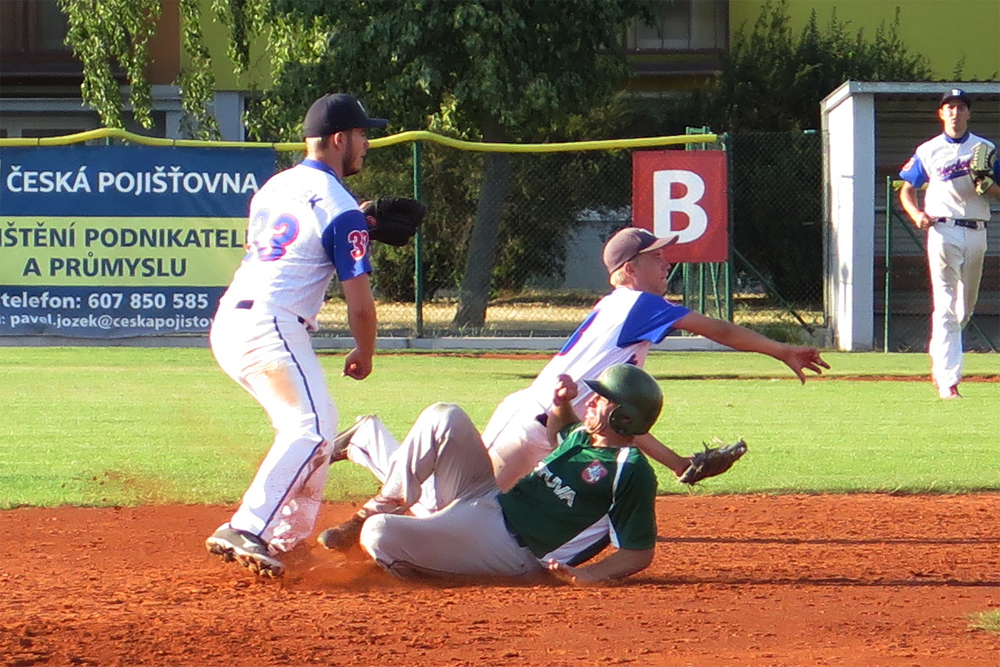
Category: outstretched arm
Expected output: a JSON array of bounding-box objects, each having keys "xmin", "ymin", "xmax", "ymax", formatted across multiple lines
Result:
[
  {"xmin": 674, "ymin": 311, "xmax": 829, "ymax": 384},
  {"xmin": 633, "ymin": 432, "xmax": 689, "ymax": 476},
  {"xmin": 546, "ymin": 548, "xmax": 654, "ymax": 586}
]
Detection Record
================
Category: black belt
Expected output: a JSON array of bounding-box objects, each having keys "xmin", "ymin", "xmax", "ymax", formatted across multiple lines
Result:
[
  {"xmin": 935, "ymin": 218, "xmax": 986, "ymax": 230},
  {"xmin": 235, "ymin": 300, "xmax": 306, "ymax": 325}
]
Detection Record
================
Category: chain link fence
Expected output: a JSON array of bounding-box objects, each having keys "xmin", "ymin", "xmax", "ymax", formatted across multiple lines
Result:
[
  {"xmin": 313, "ymin": 130, "xmax": 826, "ymax": 345},
  {"xmin": 879, "ymin": 179, "xmax": 998, "ymax": 353}
]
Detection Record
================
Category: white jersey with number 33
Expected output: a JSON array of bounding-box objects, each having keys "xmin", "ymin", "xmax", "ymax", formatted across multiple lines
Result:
[{"xmin": 218, "ymin": 159, "xmax": 372, "ymax": 328}]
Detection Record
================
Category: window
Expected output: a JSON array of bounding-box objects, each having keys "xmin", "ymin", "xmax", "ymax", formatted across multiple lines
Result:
[
  {"xmin": 1, "ymin": 0, "xmax": 73, "ymax": 59},
  {"xmin": 626, "ymin": 0, "xmax": 728, "ymax": 52}
]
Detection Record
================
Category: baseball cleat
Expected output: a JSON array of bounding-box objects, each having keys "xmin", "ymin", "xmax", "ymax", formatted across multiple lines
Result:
[
  {"xmin": 205, "ymin": 526, "xmax": 285, "ymax": 578},
  {"xmin": 936, "ymin": 382, "xmax": 962, "ymax": 399},
  {"xmin": 317, "ymin": 514, "xmax": 366, "ymax": 552}
]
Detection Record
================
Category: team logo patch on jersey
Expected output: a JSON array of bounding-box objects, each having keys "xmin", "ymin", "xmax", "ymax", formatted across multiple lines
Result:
[
  {"xmin": 902, "ymin": 157, "xmax": 915, "ymax": 172},
  {"xmin": 581, "ymin": 460, "xmax": 609, "ymax": 484}
]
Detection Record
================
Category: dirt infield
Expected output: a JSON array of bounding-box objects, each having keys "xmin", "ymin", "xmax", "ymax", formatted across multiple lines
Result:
[{"xmin": 2, "ymin": 494, "xmax": 998, "ymax": 667}]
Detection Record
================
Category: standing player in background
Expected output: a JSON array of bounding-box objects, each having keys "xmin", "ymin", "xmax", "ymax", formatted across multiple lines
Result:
[
  {"xmin": 204, "ymin": 93, "xmax": 387, "ymax": 577},
  {"xmin": 899, "ymin": 89, "xmax": 1000, "ymax": 400},
  {"xmin": 480, "ymin": 226, "xmax": 830, "ymax": 490}
]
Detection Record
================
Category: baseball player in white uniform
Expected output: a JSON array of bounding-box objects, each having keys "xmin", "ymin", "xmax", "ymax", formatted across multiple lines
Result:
[
  {"xmin": 480, "ymin": 227, "xmax": 830, "ymax": 491},
  {"xmin": 899, "ymin": 89, "xmax": 1000, "ymax": 399},
  {"xmin": 205, "ymin": 93, "xmax": 387, "ymax": 577}
]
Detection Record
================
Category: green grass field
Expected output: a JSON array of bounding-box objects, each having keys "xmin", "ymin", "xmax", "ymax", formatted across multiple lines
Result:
[{"xmin": 1, "ymin": 347, "xmax": 998, "ymax": 509}]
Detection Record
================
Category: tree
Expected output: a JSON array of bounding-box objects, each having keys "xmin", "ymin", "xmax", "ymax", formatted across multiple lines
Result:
[
  {"xmin": 60, "ymin": 0, "xmax": 652, "ymax": 329},
  {"xmin": 683, "ymin": 0, "xmax": 933, "ymax": 132},
  {"xmin": 58, "ymin": 0, "xmax": 220, "ymax": 139},
  {"xmin": 655, "ymin": 0, "xmax": 935, "ymax": 302},
  {"xmin": 227, "ymin": 1, "xmax": 653, "ymax": 328}
]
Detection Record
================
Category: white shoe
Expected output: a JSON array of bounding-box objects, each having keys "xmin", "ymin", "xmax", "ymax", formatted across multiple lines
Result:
[{"xmin": 205, "ymin": 526, "xmax": 284, "ymax": 578}]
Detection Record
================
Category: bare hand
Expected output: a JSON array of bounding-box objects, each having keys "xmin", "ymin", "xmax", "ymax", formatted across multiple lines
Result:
[
  {"xmin": 546, "ymin": 559, "xmax": 590, "ymax": 586},
  {"xmin": 343, "ymin": 348, "xmax": 372, "ymax": 380},
  {"xmin": 913, "ymin": 212, "xmax": 933, "ymax": 231},
  {"xmin": 553, "ymin": 374, "xmax": 578, "ymax": 406},
  {"xmin": 783, "ymin": 346, "xmax": 830, "ymax": 384}
]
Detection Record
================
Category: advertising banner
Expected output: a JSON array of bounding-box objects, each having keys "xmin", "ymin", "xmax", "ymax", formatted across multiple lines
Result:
[
  {"xmin": 632, "ymin": 151, "xmax": 729, "ymax": 263},
  {"xmin": 0, "ymin": 145, "xmax": 275, "ymax": 337}
]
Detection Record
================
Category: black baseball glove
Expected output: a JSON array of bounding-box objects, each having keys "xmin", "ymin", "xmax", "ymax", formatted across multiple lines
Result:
[
  {"xmin": 678, "ymin": 438, "xmax": 748, "ymax": 485},
  {"xmin": 360, "ymin": 197, "xmax": 426, "ymax": 246},
  {"xmin": 970, "ymin": 141, "xmax": 997, "ymax": 196}
]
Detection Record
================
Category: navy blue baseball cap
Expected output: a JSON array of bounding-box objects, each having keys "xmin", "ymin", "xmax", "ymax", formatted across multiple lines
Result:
[
  {"xmin": 303, "ymin": 94, "xmax": 389, "ymax": 137},
  {"xmin": 939, "ymin": 88, "xmax": 971, "ymax": 108}
]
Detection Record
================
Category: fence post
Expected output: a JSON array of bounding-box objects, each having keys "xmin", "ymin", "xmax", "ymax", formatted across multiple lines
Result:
[
  {"xmin": 412, "ymin": 141, "xmax": 424, "ymax": 337},
  {"xmin": 884, "ymin": 176, "xmax": 893, "ymax": 353},
  {"xmin": 684, "ymin": 126, "xmax": 714, "ymax": 315},
  {"xmin": 723, "ymin": 132, "xmax": 733, "ymax": 322}
]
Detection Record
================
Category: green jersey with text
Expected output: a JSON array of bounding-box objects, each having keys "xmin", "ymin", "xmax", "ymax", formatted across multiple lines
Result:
[{"xmin": 498, "ymin": 424, "xmax": 657, "ymax": 558}]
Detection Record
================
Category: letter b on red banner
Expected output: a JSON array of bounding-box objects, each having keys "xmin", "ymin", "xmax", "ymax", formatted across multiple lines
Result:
[{"xmin": 632, "ymin": 151, "xmax": 728, "ymax": 262}]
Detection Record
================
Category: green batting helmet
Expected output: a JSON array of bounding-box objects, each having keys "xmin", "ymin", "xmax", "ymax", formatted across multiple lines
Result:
[{"xmin": 582, "ymin": 364, "xmax": 663, "ymax": 436}]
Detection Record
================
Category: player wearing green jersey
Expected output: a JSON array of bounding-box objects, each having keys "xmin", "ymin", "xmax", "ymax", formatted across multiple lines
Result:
[{"xmin": 322, "ymin": 364, "xmax": 662, "ymax": 585}]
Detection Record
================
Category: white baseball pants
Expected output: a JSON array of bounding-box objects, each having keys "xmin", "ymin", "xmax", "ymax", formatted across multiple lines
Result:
[
  {"xmin": 210, "ymin": 306, "xmax": 337, "ymax": 553},
  {"xmin": 926, "ymin": 222, "xmax": 987, "ymax": 394}
]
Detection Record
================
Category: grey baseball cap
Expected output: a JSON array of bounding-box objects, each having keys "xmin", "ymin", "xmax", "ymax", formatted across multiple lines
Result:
[
  {"xmin": 303, "ymin": 93, "xmax": 389, "ymax": 137},
  {"xmin": 602, "ymin": 227, "xmax": 678, "ymax": 274}
]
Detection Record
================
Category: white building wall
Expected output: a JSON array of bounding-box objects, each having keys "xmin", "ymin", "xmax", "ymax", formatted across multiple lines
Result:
[{"xmin": 823, "ymin": 88, "xmax": 876, "ymax": 350}]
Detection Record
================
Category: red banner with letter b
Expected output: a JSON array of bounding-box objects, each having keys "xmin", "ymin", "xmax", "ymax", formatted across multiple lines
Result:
[{"xmin": 632, "ymin": 151, "xmax": 728, "ymax": 263}]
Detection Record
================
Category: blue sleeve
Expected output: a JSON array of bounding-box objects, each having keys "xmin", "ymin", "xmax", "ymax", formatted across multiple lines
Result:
[
  {"xmin": 322, "ymin": 209, "xmax": 373, "ymax": 281},
  {"xmin": 617, "ymin": 292, "xmax": 690, "ymax": 347},
  {"xmin": 899, "ymin": 154, "xmax": 928, "ymax": 188}
]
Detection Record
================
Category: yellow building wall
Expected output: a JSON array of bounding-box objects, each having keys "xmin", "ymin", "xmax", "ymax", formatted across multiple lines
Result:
[
  {"xmin": 188, "ymin": 0, "xmax": 998, "ymax": 92},
  {"xmin": 180, "ymin": 0, "xmax": 272, "ymax": 91},
  {"xmin": 730, "ymin": 0, "xmax": 1000, "ymax": 80}
]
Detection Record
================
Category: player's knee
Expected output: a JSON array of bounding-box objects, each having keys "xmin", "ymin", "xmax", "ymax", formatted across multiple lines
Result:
[
  {"xmin": 358, "ymin": 513, "xmax": 388, "ymax": 561},
  {"xmin": 415, "ymin": 402, "xmax": 470, "ymax": 430}
]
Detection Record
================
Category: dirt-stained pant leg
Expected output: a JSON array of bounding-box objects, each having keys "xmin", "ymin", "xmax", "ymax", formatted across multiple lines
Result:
[
  {"xmin": 341, "ymin": 412, "xmax": 461, "ymax": 517},
  {"xmin": 361, "ymin": 403, "xmax": 496, "ymax": 515},
  {"xmin": 211, "ymin": 309, "xmax": 337, "ymax": 552},
  {"xmin": 361, "ymin": 496, "xmax": 544, "ymax": 579},
  {"xmin": 344, "ymin": 416, "xmax": 399, "ymax": 484},
  {"xmin": 480, "ymin": 389, "xmax": 554, "ymax": 491},
  {"xmin": 358, "ymin": 402, "xmax": 542, "ymax": 579}
]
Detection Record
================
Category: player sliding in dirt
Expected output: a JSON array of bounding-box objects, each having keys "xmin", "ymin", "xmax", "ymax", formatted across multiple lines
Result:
[{"xmin": 320, "ymin": 365, "xmax": 663, "ymax": 584}]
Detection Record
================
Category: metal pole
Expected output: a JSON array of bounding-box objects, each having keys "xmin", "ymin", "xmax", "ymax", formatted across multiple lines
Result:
[
  {"xmin": 884, "ymin": 176, "xmax": 892, "ymax": 353},
  {"xmin": 723, "ymin": 132, "xmax": 733, "ymax": 322},
  {"xmin": 698, "ymin": 263, "xmax": 706, "ymax": 314},
  {"xmin": 412, "ymin": 141, "xmax": 424, "ymax": 337}
]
